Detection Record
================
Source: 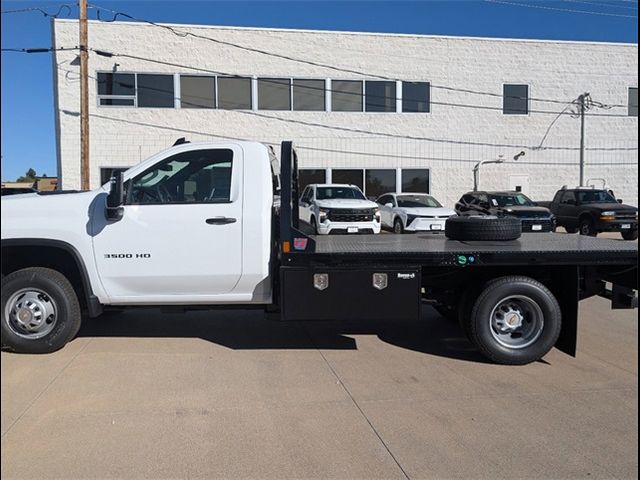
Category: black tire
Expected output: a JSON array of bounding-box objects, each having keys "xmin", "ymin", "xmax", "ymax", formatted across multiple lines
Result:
[
  {"xmin": 1, "ymin": 267, "xmax": 81, "ymax": 354},
  {"xmin": 564, "ymin": 226, "xmax": 578, "ymax": 234},
  {"xmin": 393, "ymin": 217, "xmax": 405, "ymax": 234},
  {"xmin": 579, "ymin": 217, "xmax": 597, "ymax": 237},
  {"xmin": 621, "ymin": 229, "xmax": 638, "ymax": 241},
  {"xmin": 310, "ymin": 216, "xmax": 318, "ymax": 235},
  {"xmin": 445, "ymin": 216, "xmax": 521, "ymax": 241},
  {"xmin": 464, "ymin": 276, "xmax": 561, "ymax": 365}
]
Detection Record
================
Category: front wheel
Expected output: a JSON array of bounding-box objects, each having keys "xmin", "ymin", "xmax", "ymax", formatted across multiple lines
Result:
[
  {"xmin": 465, "ymin": 276, "xmax": 561, "ymax": 365},
  {"xmin": 564, "ymin": 226, "xmax": 578, "ymax": 234},
  {"xmin": 621, "ymin": 229, "xmax": 638, "ymax": 241},
  {"xmin": 579, "ymin": 218, "xmax": 597, "ymax": 237},
  {"xmin": 1, "ymin": 268, "xmax": 81, "ymax": 354},
  {"xmin": 393, "ymin": 218, "xmax": 405, "ymax": 234}
]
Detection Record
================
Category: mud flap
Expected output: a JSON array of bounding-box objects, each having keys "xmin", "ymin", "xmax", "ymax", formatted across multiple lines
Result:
[{"xmin": 550, "ymin": 266, "xmax": 579, "ymax": 357}]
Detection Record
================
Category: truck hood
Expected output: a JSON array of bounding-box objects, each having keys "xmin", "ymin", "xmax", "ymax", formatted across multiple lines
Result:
[
  {"xmin": 581, "ymin": 202, "xmax": 638, "ymax": 212},
  {"xmin": 316, "ymin": 199, "xmax": 378, "ymax": 209},
  {"xmin": 1, "ymin": 188, "xmax": 105, "ymax": 240},
  {"xmin": 497, "ymin": 206, "xmax": 553, "ymax": 218},
  {"xmin": 399, "ymin": 207, "xmax": 456, "ymax": 217}
]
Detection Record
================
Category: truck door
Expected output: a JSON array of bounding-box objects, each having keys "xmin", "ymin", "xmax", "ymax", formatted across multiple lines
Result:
[{"xmin": 91, "ymin": 146, "xmax": 243, "ymax": 302}]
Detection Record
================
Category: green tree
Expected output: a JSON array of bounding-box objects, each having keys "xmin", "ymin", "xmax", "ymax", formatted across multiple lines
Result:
[{"xmin": 16, "ymin": 168, "xmax": 37, "ymax": 183}]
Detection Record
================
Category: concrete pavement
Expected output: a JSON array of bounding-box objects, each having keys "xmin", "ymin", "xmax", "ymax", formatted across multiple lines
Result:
[{"xmin": 1, "ymin": 290, "xmax": 637, "ymax": 479}]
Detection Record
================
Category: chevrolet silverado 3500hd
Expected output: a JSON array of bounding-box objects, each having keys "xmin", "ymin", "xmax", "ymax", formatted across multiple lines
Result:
[{"xmin": 1, "ymin": 141, "xmax": 637, "ymax": 364}]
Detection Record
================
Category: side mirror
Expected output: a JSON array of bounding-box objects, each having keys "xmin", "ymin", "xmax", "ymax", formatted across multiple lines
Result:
[
  {"xmin": 567, "ymin": 199, "xmax": 576, "ymax": 205},
  {"xmin": 106, "ymin": 171, "xmax": 125, "ymax": 221},
  {"xmin": 385, "ymin": 203, "xmax": 394, "ymax": 208},
  {"xmin": 617, "ymin": 199, "xmax": 623, "ymax": 204}
]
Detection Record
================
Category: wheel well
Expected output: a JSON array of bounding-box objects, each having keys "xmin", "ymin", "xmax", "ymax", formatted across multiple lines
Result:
[{"xmin": 1, "ymin": 245, "xmax": 88, "ymax": 311}]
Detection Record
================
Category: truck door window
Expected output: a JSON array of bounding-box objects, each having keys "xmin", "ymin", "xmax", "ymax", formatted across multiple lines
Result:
[
  {"xmin": 129, "ymin": 149, "xmax": 233, "ymax": 205},
  {"xmin": 561, "ymin": 191, "xmax": 576, "ymax": 204}
]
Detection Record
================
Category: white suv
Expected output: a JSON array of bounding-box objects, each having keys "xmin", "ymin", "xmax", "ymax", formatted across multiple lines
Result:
[{"xmin": 299, "ymin": 184, "xmax": 381, "ymax": 235}]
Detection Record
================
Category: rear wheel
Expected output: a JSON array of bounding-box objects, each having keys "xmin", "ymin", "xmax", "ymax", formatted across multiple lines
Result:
[
  {"xmin": 464, "ymin": 276, "xmax": 561, "ymax": 365},
  {"xmin": 1, "ymin": 268, "xmax": 81, "ymax": 354},
  {"xmin": 393, "ymin": 217, "xmax": 404, "ymax": 234},
  {"xmin": 579, "ymin": 217, "xmax": 597, "ymax": 237},
  {"xmin": 621, "ymin": 229, "xmax": 638, "ymax": 241}
]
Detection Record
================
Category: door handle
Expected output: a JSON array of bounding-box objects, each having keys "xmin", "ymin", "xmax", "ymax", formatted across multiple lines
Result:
[{"xmin": 206, "ymin": 217, "xmax": 237, "ymax": 225}]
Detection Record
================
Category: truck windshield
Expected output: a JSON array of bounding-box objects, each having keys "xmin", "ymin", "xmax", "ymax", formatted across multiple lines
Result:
[
  {"xmin": 317, "ymin": 187, "xmax": 365, "ymax": 200},
  {"xmin": 490, "ymin": 193, "xmax": 534, "ymax": 207},
  {"xmin": 576, "ymin": 190, "xmax": 617, "ymax": 204},
  {"xmin": 397, "ymin": 195, "xmax": 442, "ymax": 208}
]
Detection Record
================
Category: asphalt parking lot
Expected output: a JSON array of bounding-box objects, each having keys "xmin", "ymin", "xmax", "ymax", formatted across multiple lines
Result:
[{"xmin": 1, "ymin": 234, "xmax": 638, "ymax": 479}]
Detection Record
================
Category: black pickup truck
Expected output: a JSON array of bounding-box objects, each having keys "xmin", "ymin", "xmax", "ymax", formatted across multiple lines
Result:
[{"xmin": 538, "ymin": 188, "xmax": 638, "ymax": 240}]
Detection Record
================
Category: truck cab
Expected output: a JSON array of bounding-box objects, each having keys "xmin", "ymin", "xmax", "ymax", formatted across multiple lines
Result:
[{"xmin": 1, "ymin": 141, "xmax": 276, "ymax": 307}]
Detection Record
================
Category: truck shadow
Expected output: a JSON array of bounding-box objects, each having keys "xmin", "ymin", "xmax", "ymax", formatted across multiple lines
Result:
[{"xmin": 77, "ymin": 306, "xmax": 491, "ymax": 364}]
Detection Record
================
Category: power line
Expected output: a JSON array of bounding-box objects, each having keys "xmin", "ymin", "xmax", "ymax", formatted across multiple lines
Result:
[
  {"xmin": 0, "ymin": 4, "xmax": 73, "ymax": 16},
  {"xmin": 562, "ymin": 0, "xmax": 638, "ymax": 10},
  {"xmin": 75, "ymin": 112, "xmax": 636, "ymax": 166},
  {"xmin": 485, "ymin": 0, "xmax": 638, "ymax": 17},
  {"xmin": 84, "ymin": 2, "xmax": 630, "ymax": 108},
  {"xmin": 2, "ymin": 46, "xmax": 78, "ymax": 54}
]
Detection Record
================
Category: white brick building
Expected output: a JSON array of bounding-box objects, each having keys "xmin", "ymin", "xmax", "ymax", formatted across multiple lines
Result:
[{"xmin": 52, "ymin": 19, "xmax": 638, "ymax": 207}]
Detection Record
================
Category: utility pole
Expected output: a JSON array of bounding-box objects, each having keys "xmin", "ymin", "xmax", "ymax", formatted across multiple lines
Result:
[
  {"xmin": 79, "ymin": 0, "xmax": 90, "ymax": 190},
  {"xmin": 578, "ymin": 92, "xmax": 589, "ymax": 187}
]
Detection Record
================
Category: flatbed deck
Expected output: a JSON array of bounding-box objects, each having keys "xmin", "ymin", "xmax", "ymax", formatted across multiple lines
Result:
[{"xmin": 306, "ymin": 233, "xmax": 638, "ymax": 266}]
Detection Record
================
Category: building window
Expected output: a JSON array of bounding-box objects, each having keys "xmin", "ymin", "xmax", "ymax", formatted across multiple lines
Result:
[
  {"xmin": 401, "ymin": 169, "xmax": 430, "ymax": 194},
  {"xmin": 629, "ymin": 87, "xmax": 638, "ymax": 117},
  {"xmin": 97, "ymin": 73, "xmax": 135, "ymax": 106},
  {"xmin": 218, "ymin": 77, "xmax": 252, "ymax": 110},
  {"xmin": 100, "ymin": 167, "xmax": 128, "ymax": 185},
  {"xmin": 365, "ymin": 81, "xmax": 396, "ymax": 112},
  {"xmin": 402, "ymin": 82, "xmax": 430, "ymax": 113},
  {"xmin": 137, "ymin": 74, "xmax": 174, "ymax": 108},
  {"xmin": 258, "ymin": 78, "xmax": 291, "ymax": 110},
  {"xmin": 331, "ymin": 80, "xmax": 363, "ymax": 112},
  {"xmin": 332, "ymin": 169, "xmax": 364, "ymax": 191},
  {"xmin": 365, "ymin": 169, "xmax": 396, "ymax": 199},
  {"xmin": 180, "ymin": 75, "xmax": 215, "ymax": 109},
  {"xmin": 293, "ymin": 79, "xmax": 325, "ymax": 111},
  {"xmin": 298, "ymin": 169, "xmax": 327, "ymax": 190},
  {"xmin": 503, "ymin": 84, "xmax": 529, "ymax": 115}
]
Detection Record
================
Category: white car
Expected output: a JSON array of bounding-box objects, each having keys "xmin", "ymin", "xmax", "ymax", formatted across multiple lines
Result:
[
  {"xmin": 376, "ymin": 193, "xmax": 457, "ymax": 233},
  {"xmin": 299, "ymin": 184, "xmax": 381, "ymax": 235}
]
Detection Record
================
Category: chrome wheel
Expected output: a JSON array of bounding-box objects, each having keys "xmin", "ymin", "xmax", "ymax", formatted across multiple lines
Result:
[
  {"xmin": 489, "ymin": 295, "xmax": 544, "ymax": 349},
  {"xmin": 4, "ymin": 288, "xmax": 58, "ymax": 339}
]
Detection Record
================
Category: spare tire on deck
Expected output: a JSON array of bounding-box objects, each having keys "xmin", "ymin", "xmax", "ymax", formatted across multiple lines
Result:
[{"xmin": 445, "ymin": 216, "xmax": 522, "ymax": 241}]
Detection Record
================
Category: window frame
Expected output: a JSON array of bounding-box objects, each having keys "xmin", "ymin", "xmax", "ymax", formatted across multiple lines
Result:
[
  {"xmin": 401, "ymin": 81, "xmax": 431, "ymax": 114},
  {"xmin": 400, "ymin": 168, "xmax": 431, "ymax": 194},
  {"xmin": 125, "ymin": 148, "xmax": 235, "ymax": 206},
  {"xmin": 331, "ymin": 168, "xmax": 365, "ymax": 191},
  {"xmin": 217, "ymin": 75, "xmax": 253, "ymax": 110},
  {"xmin": 96, "ymin": 71, "xmax": 137, "ymax": 108},
  {"xmin": 502, "ymin": 83, "xmax": 530, "ymax": 116},
  {"xmin": 135, "ymin": 73, "xmax": 176, "ymax": 109},
  {"xmin": 292, "ymin": 78, "xmax": 327, "ymax": 112},
  {"xmin": 629, "ymin": 87, "xmax": 638, "ymax": 117},
  {"xmin": 257, "ymin": 77, "xmax": 293, "ymax": 111},
  {"xmin": 179, "ymin": 74, "xmax": 217, "ymax": 109},
  {"xmin": 364, "ymin": 80, "xmax": 398, "ymax": 113},
  {"xmin": 330, "ymin": 79, "xmax": 365, "ymax": 113}
]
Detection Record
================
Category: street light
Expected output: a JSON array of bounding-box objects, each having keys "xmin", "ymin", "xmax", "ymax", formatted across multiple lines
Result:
[{"xmin": 473, "ymin": 151, "xmax": 525, "ymax": 191}]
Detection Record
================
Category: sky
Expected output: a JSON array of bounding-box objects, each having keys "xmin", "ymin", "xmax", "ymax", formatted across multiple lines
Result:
[{"xmin": 1, "ymin": 0, "xmax": 638, "ymax": 182}]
